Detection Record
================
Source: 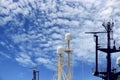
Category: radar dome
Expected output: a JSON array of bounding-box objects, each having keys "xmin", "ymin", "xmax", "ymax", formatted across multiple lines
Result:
[
  {"xmin": 57, "ymin": 46, "xmax": 64, "ymax": 55},
  {"xmin": 65, "ymin": 33, "xmax": 72, "ymax": 40}
]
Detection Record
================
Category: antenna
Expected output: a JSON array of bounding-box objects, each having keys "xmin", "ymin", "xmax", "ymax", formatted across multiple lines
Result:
[
  {"xmin": 85, "ymin": 32, "xmax": 107, "ymax": 34},
  {"xmin": 56, "ymin": 46, "xmax": 67, "ymax": 80},
  {"xmin": 55, "ymin": 33, "xmax": 73, "ymax": 80},
  {"xmin": 86, "ymin": 21, "xmax": 120, "ymax": 80},
  {"xmin": 31, "ymin": 67, "xmax": 40, "ymax": 80},
  {"xmin": 102, "ymin": 21, "xmax": 114, "ymax": 32},
  {"xmin": 113, "ymin": 40, "xmax": 116, "ymax": 50},
  {"xmin": 85, "ymin": 32, "xmax": 100, "ymax": 75},
  {"xmin": 64, "ymin": 33, "xmax": 72, "ymax": 80}
]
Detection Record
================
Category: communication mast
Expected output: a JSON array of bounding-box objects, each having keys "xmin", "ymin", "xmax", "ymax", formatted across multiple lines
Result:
[
  {"xmin": 86, "ymin": 21, "xmax": 120, "ymax": 80},
  {"xmin": 56, "ymin": 33, "xmax": 72, "ymax": 80},
  {"xmin": 65, "ymin": 33, "xmax": 72, "ymax": 80},
  {"xmin": 57, "ymin": 46, "xmax": 67, "ymax": 80}
]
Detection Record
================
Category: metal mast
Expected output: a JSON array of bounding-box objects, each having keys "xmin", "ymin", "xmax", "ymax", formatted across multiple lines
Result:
[
  {"xmin": 57, "ymin": 52, "xmax": 63, "ymax": 80},
  {"xmin": 65, "ymin": 33, "xmax": 72, "ymax": 80},
  {"xmin": 56, "ymin": 33, "xmax": 72, "ymax": 80},
  {"xmin": 32, "ymin": 67, "xmax": 40, "ymax": 80},
  {"xmin": 57, "ymin": 46, "xmax": 67, "ymax": 80},
  {"xmin": 86, "ymin": 21, "xmax": 120, "ymax": 80}
]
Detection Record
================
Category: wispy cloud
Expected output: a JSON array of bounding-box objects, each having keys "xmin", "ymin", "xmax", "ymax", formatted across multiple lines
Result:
[
  {"xmin": 0, "ymin": 0, "xmax": 120, "ymax": 70},
  {"xmin": 15, "ymin": 53, "xmax": 36, "ymax": 67},
  {"xmin": 0, "ymin": 52, "xmax": 11, "ymax": 59}
]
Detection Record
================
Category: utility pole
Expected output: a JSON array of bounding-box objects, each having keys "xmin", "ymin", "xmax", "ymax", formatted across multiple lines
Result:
[{"xmin": 86, "ymin": 21, "xmax": 120, "ymax": 80}]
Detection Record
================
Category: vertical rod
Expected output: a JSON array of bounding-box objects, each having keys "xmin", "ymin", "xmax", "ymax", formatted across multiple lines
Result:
[
  {"xmin": 58, "ymin": 54, "xmax": 62, "ymax": 80},
  {"xmin": 68, "ymin": 53, "xmax": 71, "ymax": 80},
  {"xmin": 68, "ymin": 40, "xmax": 70, "ymax": 49},
  {"xmin": 95, "ymin": 35, "xmax": 98, "ymax": 73},
  {"xmin": 107, "ymin": 27, "xmax": 111, "ymax": 80},
  {"xmin": 33, "ymin": 70, "xmax": 36, "ymax": 80},
  {"xmin": 67, "ymin": 40, "xmax": 71, "ymax": 80}
]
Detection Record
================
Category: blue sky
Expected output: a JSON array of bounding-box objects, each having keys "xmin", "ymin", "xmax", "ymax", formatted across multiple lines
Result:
[{"xmin": 0, "ymin": 0, "xmax": 120, "ymax": 80}]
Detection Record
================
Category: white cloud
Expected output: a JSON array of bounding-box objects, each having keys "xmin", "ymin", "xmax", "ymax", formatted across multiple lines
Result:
[
  {"xmin": 0, "ymin": 52, "xmax": 11, "ymax": 59},
  {"xmin": 0, "ymin": 41, "xmax": 6, "ymax": 46},
  {"xmin": 51, "ymin": 33, "xmax": 63, "ymax": 39},
  {"xmin": 100, "ymin": 7, "xmax": 113, "ymax": 17},
  {"xmin": 35, "ymin": 57, "xmax": 56, "ymax": 70},
  {"xmin": 16, "ymin": 53, "xmax": 36, "ymax": 67},
  {"xmin": 1, "ymin": 0, "xmax": 120, "ymax": 70},
  {"xmin": 36, "ymin": 57, "xmax": 51, "ymax": 64}
]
